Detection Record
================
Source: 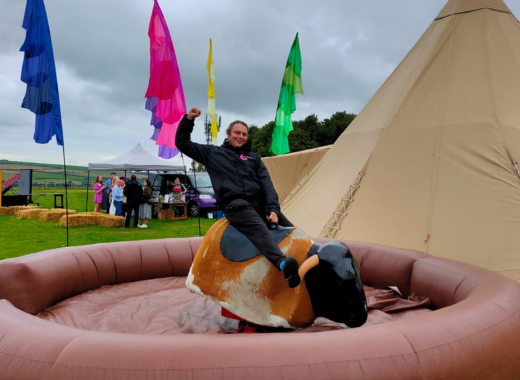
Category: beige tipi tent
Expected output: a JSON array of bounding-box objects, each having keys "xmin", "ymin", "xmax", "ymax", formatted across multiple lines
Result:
[
  {"xmin": 282, "ymin": 0, "xmax": 520, "ymax": 280},
  {"xmin": 262, "ymin": 145, "xmax": 331, "ymax": 203}
]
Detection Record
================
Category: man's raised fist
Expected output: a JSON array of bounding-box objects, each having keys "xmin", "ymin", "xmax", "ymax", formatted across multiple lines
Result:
[{"xmin": 187, "ymin": 108, "xmax": 201, "ymax": 120}]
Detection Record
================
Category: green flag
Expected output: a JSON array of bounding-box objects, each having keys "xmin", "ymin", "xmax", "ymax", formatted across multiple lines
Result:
[{"xmin": 270, "ymin": 33, "xmax": 304, "ymax": 155}]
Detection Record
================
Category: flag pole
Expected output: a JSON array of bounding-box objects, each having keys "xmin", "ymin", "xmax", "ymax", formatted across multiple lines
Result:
[
  {"xmin": 62, "ymin": 145, "xmax": 69, "ymax": 247},
  {"xmin": 85, "ymin": 171, "xmax": 90, "ymax": 212},
  {"xmin": 191, "ymin": 161, "xmax": 202, "ymax": 237}
]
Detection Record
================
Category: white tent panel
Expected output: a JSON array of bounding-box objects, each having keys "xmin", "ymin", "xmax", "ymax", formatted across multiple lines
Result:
[{"xmin": 88, "ymin": 144, "xmax": 185, "ymax": 172}]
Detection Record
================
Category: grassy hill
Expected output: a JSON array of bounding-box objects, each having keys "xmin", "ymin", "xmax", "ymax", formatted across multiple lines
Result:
[{"xmin": 0, "ymin": 159, "xmax": 150, "ymax": 188}]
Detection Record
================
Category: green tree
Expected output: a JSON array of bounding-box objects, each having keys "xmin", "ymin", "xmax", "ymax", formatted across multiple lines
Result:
[
  {"xmin": 251, "ymin": 121, "xmax": 275, "ymax": 157},
  {"xmin": 190, "ymin": 161, "xmax": 205, "ymax": 172},
  {"xmin": 293, "ymin": 114, "xmax": 319, "ymax": 142},
  {"xmin": 287, "ymin": 128, "xmax": 319, "ymax": 152},
  {"xmin": 247, "ymin": 125, "xmax": 259, "ymax": 147},
  {"xmin": 318, "ymin": 112, "xmax": 356, "ymax": 145},
  {"xmin": 247, "ymin": 111, "xmax": 357, "ymax": 157}
]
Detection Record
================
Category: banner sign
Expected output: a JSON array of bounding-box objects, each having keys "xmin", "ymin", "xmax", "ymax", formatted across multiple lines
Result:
[{"xmin": 2, "ymin": 173, "xmax": 22, "ymax": 189}]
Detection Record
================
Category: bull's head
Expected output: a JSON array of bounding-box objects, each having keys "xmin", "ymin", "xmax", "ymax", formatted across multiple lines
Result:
[{"xmin": 299, "ymin": 241, "xmax": 368, "ymax": 328}]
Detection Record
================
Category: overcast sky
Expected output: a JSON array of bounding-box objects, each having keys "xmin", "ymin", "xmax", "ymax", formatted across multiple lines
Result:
[{"xmin": 1, "ymin": 0, "xmax": 519, "ymax": 167}]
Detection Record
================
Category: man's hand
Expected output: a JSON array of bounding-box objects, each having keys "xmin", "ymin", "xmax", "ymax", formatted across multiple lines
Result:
[
  {"xmin": 187, "ymin": 108, "xmax": 201, "ymax": 120},
  {"xmin": 266, "ymin": 212, "xmax": 278, "ymax": 224}
]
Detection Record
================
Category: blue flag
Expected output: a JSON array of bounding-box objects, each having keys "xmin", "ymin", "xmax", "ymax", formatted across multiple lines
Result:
[{"xmin": 20, "ymin": 0, "xmax": 64, "ymax": 145}]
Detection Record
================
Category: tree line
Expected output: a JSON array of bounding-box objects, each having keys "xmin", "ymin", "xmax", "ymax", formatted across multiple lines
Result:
[{"xmin": 248, "ymin": 111, "xmax": 356, "ymax": 157}]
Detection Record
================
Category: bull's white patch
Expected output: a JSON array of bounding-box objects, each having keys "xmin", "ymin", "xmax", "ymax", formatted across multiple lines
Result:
[
  {"xmin": 221, "ymin": 280, "xmax": 233, "ymax": 290},
  {"xmin": 185, "ymin": 270, "xmax": 202, "ymax": 295},
  {"xmin": 281, "ymin": 228, "xmax": 309, "ymax": 255},
  {"xmin": 268, "ymin": 315, "xmax": 291, "ymax": 328},
  {"xmin": 215, "ymin": 259, "xmax": 288, "ymax": 327},
  {"xmin": 290, "ymin": 228, "xmax": 309, "ymax": 241}
]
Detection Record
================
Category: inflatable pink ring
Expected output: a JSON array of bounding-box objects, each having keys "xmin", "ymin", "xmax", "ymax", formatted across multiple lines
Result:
[{"xmin": 0, "ymin": 237, "xmax": 519, "ymax": 380}]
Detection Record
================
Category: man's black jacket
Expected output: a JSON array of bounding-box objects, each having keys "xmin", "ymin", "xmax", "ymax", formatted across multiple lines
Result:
[
  {"xmin": 175, "ymin": 115, "xmax": 280, "ymax": 215},
  {"xmin": 123, "ymin": 180, "xmax": 143, "ymax": 205}
]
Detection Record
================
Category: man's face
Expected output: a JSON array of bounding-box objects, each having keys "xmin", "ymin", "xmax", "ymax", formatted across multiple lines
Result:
[
  {"xmin": 227, "ymin": 124, "xmax": 248, "ymax": 148},
  {"xmin": 112, "ymin": 174, "xmax": 117, "ymax": 179}
]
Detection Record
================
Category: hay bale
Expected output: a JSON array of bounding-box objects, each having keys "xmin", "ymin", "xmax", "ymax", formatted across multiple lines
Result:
[
  {"xmin": 59, "ymin": 213, "xmax": 94, "ymax": 227},
  {"xmin": 98, "ymin": 214, "xmax": 125, "ymax": 228},
  {"xmin": 59, "ymin": 212, "xmax": 124, "ymax": 227},
  {"xmin": 9, "ymin": 206, "xmax": 27, "ymax": 215},
  {"xmin": 0, "ymin": 206, "xmax": 35, "ymax": 216},
  {"xmin": 58, "ymin": 213, "xmax": 76, "ymax": 227},
  {"xmin": 18, "ymin": 208, "xmax": 48, "ymax": 219},
  {"xmin": 40, "ymin": 209, "xmax": 77, "ymax": 222},
  {"xmin": 59, "ymin": 213, "xmax": 107, "ymax": 227}
]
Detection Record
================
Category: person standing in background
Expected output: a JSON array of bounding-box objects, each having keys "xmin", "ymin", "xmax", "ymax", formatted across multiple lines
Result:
[
  {"xmin": 103, "ymin": 172, "xmax": 117, "ymax": 214},
  {"xmin": 93, "ymin": 175, "xmax": 104, "ymax": 212},
  {"xmin": 172, "ymin": 178, "xmax": 186, "ymax": 217},
  {"xmin": 112, "ymin": 179, "xmax": 124, "ymax": 217},
  {"xmin": 119, "ymin": 177, "xmax": 127, "ymax": 218},
  {"xmin": 138, "ymin": 179, "xmax": 153, "ymax": 228},
  {"xmin": 123, "ymin": 175, "xmax": 143, "ymax": 229}
]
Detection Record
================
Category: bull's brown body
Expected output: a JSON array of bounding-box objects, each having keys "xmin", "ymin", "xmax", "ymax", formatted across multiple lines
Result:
[{"xmin": 186, "ymin": 219, "xmax": 316, "ymax": 328}]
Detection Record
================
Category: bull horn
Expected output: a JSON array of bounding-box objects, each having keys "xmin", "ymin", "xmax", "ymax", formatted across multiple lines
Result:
[{"xmin": 298, "ymin": 254, "xmax": 320, "ymax": 282}]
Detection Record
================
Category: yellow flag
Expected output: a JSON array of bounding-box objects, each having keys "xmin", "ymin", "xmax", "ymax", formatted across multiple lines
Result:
[
  {"xmin": 207, "ymin": 39, "xmax": 215, "ymax": 99},
  {"xmin": 207, "ymin": 39, "xmax": 218, "ymax": 145}
]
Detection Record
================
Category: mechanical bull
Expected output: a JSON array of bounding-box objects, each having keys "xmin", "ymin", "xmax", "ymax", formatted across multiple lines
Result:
[{"xmin": 186, "ymin": 219, "xmax": 368, "ymax": 329}]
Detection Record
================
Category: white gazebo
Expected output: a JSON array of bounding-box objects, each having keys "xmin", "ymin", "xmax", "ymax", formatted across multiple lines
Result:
[
  {"xmin": 86, "ymin": 144, "xmax": 185, "ymax": 211},
  {"xmin": 88, "ymin": 143, "xmax": 185, "ymax": 172}
]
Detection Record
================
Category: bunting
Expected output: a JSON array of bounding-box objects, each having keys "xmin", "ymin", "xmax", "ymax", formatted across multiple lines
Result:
[
  {"xmin": 207, "ymin": 39, "xmax": 218, "ymax": 145},
  {"xmin": 145, "ymin": 0, "xmax": 186, "ymax": 159},
  {"xmin": 270, "ymin": 33, "xmax": 304, "ymax": 155},
  {"xmin": 20, "ymin": 0, "xmax": 64, "ymax": 146}
]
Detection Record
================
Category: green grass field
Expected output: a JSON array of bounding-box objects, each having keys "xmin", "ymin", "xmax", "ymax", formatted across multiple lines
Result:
[{"xmin": 0, "ymin": 187, "xmax": 218, "ymax": 260}]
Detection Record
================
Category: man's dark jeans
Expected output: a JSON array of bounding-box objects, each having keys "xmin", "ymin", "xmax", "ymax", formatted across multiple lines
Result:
[
  {"xmin": 125, "ymin": 203, "xmax": 140, "ymax": 227},
  {"xmin": 223, "ymin": 199, "xmax": 294, "ymax": 269}
]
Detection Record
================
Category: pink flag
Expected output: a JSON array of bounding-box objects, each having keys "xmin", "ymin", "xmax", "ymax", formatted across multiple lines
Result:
[{"xmin": 145, "ymin": 0, "xmax": 186, "ymax": 159}]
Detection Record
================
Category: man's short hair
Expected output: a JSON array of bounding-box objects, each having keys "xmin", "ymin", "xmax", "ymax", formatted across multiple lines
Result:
[
  {"xmin": 111, "ymin": 172, "xmax": 116, "ymax": 175},
  {"xmin": 226, "ymin": 120, "xmax": 248, "ymax": 133},
  {"xmin": 131, "ymin": 174, "xmax": 137, "ymax": 180}
]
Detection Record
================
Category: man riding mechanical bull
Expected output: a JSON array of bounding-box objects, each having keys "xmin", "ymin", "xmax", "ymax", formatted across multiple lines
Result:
[
  {"xmin": 176, "ymin": 108, "xmax": 301, "ymax": 288},
  {"xmin": 177, "ymin": 108, "xmax": 367, "ymax": 330}
]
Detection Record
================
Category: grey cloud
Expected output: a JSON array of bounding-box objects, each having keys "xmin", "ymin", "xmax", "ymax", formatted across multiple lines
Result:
[{"xmin": 1, "ymin": 0, "xmax": 519, "ymax": 165}]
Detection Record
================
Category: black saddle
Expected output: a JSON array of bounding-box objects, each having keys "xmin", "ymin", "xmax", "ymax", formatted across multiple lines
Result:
[{"xmin": 220, "ymin": 224, "xmax": 295, "ymax": 262}]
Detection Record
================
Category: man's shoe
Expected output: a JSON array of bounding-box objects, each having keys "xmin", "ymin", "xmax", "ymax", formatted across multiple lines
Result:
[{"xmin": 283, "ymin": 257, "xmax": 301, "ymax": 288}]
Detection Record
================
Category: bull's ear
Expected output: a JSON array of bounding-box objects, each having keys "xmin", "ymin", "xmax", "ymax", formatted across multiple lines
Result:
[{"xmin": 316, "ymin": 241, "xmax": 357, "ymax": 281}]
